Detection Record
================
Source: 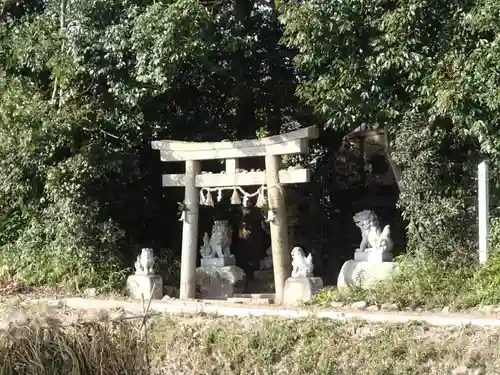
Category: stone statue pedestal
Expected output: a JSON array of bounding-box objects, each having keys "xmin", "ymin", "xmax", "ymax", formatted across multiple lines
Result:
[
  {"xmin": 126, "ymin": 274, "xmax": 163, "ymax": 300},
  {"xmin": 283, "ymin": 277, "xmax": 323, "ymax": 306},
  {"xmin": 200, "ymin": 255, "xmax": 235, "ymax": 267},
  {"xmin": 337, "ymin": 260, "xmax": 397, "ymax": 290},
  {"xmin": 354, "ymin": 250, "xmax": 393, "ymax": 263},
  {"xmin": 196, "ymin": 265, "xmax": 246, "ymax": 300}
]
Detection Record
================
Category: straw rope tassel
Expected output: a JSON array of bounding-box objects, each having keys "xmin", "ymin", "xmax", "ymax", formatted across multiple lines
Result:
[
  {"xmin": 205, "ymin": 190, "xmax": 214, "ymax": 207},
  {"xmin": 230, "ymin": 188, "xmax": 241, "ymax": 205},
  {"xmin": 256, "ymin": 186, "xmax": 267, "ymax": 208}
]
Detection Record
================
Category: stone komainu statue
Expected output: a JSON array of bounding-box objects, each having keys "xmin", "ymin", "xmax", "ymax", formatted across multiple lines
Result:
[{"xmin": 353, "ymin": 210, "xmax": 393, "ymax": 254}]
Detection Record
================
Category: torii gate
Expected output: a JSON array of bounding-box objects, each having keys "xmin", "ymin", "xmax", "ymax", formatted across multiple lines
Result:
[{"xmin": 151, "ymin": 126, "xmax": 319, "ymax": 303}]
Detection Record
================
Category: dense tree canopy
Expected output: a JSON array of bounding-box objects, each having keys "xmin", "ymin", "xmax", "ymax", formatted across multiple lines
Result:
[
  {"xmin": 280, "ymin": 0, "xmax": 500, "ymax": 256},
  {"xmin": 0, "ymin": 0, "xmax": 317, "ymax": 287},
  {"xmin": 1, "ymin": 0, "xmax": 499, "ymax": 288}
]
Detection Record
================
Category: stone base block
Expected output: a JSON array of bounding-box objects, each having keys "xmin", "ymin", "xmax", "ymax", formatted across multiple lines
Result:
[
  {"xmin": 200, "ymin": 255, "xmax": 235, "ymax": 267},
  {"xmin": 337, "ymin": 260, "xmax": 398, "ymax": 290},
  {"xmin": 354, "ymin": 251, "xmax": 393, "ymax": 262},
  {"xmin": 283, "ymin": 277, "xmax": 324, "ymax": 306},
  {"xmin": 196, "ymin": 265, "xmax": 246, "ymax": 300},
  {"xmin": 126, "ymin": 275, "xmax": 163, "ymax": 300}
]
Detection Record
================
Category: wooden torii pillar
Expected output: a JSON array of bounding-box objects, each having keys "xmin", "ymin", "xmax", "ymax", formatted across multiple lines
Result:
[{"xmin": 151, "ymin": 126, "xmax": 319, "ymax": 303}]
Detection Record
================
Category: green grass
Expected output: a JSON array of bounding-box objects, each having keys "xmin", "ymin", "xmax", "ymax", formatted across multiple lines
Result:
[{"xmin": 308, "ymin": 252, "xmax": 500, "ymax": 310}]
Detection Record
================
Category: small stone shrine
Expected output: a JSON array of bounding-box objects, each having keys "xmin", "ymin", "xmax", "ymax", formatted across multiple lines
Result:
[
  {"xmin": 337, "ymin": 210, "xmax": 397, "ymax": 289},
  {"xmin": 126, "ymin": 248, "xmax": 164, "ymax": 300},
  {"xmin": 195, "ymin": 220, "xmax": 246, "ymax": 299},
  {"xmin": 283, "ymin": 247, "xmax": 323, "ymax": 306},
  {"xmin": 151, "ymin": 126, "xmax": 319, "ymax": 303}
]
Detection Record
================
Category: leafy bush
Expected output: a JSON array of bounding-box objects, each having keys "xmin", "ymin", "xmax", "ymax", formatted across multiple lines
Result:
[
  {"xmin": 310, "ymin": 252, "xmax": 500, "ymax": 310},
  {"xmin": 489, "ymin": 217, "xmax": 500, "ymax": 253}
]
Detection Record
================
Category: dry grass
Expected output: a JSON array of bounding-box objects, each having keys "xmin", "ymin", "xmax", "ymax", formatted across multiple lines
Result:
[
  {"xmin": 1, "ymin": 297, "xmax": 500, "ymax": 375},
  {"xmin": 150, "ymin": 316, "xmax": 500, "ymax": 375},
  {"xmin": 0, "ymin": 314, "xmax": 147, "ymax": 375}
]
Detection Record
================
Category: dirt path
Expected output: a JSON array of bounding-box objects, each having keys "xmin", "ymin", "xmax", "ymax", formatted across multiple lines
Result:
[{"xmin": 4, "ymin": 294, "xmax": 500, "ymax": 329}]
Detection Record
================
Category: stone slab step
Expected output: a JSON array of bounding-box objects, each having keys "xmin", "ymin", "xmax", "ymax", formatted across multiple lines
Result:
[
  {"xmin": 227, "ymin": 294, "xmax": 275, "ymax": 305},
  {"xmin": 245, "ymin": 282, "xmax": 275, "ymax": 294},
  {"xmin": 233, "ymin": 293, "xmax": 275, "ymax": 300}
]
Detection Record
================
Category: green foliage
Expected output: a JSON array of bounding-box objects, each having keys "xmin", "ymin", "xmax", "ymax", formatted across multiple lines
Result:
[
  {"xmin": 279, "ymin": 0, "xmax": 500, "ymax": 258},
  {"xmin": 0, "ymin": 0, "xmax": 311, "ymax": 289},
  {"xmin": 489, "ymin": 217, "xmax": 500, "ymax": 253}
]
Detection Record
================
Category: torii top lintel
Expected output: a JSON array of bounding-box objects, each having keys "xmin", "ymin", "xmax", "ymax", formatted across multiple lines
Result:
[{"xmin": 151, "ymin": 126, "xmax": 319, "ymax": 162}]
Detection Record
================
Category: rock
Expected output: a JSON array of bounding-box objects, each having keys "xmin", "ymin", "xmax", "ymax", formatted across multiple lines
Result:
[
  {"xmin": 83, "ymin": 288, "xmax": 97, "ymax": 298},
  {"xmin": 164, "ymin": 285, "xmax": 180, "ymax": 299},
  {"xmin": 451, "ymin": 365, "xmax": 467, "ymax": 375},
  {"xmin": 351, "ymin": 301, "xmax": 368, "ymax": 310},
  {"xmin": 7, "ymin": 309, "xmax": 30, "ymax": 326},
  {"xmin": 196, "ymin": 265, "xmax": 246, "ymax": 300},
  {"xmin": 366, "ymin": 304, "xmax": 380, "ymax": 312},
  {"xmin": 481, "ymin": 305, "xmax": 495, "ymax": 314},
  {"xmin": 330, "ymin": 301, "xmax": 345, "ymax": 308},
  {"xmin": 442, "ymin": 306, "xmax": 450, "ymax": 313},
  {"xmin": 161, "ymin": 295, "xmax": 171, "ymax": 301},
  {"xmin": 48, "ymin": 299, "xmax": 66, "ymax": 308},
  {"xmin": 381, "ymin": 303, "xmax": 399, "ymax": 311},
  {"xmin": 451, "ymin": 365, "xmax": 482, "ymax": 375},
  {"xmin": 283, "ymin": 277, "xmax": 324, "ymax": 306}
]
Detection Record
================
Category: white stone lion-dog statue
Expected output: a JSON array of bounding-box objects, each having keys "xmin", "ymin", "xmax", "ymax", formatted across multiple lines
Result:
[
  {"xmin": 353, "ymin": 210, "xmax": 393, "ymax": 254},
  {"xmin": 291, "ymin": 247, "xmax": 314, "ymax": 278},
  {"xmin": 208, "ymin": 220, "xmax": 233, "ymax": 258}
]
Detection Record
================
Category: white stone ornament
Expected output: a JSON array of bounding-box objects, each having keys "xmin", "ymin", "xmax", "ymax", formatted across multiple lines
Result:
[
  {"xmin": 353, "ymin": 210, "xmax": 393, "ymax": 254},
  {"xmin": 209, "ymin": 220, "xmax": 232, "ymax": 258},
  {"xmin": 291, "ymin": 247, "xmax": 314, "ymax": 278},
  {"xmin": 134, "ymin": 248, "xmax": 155, "ymax": 276},
  {"xmin": 200, "ymin": 232, "xmax": 213, "ymax": 259},
  {"xmin": 266, "ymin": 209, "xmax": 276, "ymax": 223}
]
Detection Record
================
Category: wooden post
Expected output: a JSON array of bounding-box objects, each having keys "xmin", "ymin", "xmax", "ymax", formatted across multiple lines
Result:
[
  {"xmin": 265, "ymin": 155, "xmax": 291, "ymax": 304},
  {"xmin": 478, "ymin": 161, "xmax": 489, "ymax": 264},
  {"xmin": 179, "ymin": 160, "xmax": 201, "ymax": 299}
]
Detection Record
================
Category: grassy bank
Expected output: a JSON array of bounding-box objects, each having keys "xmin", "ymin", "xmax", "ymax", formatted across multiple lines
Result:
[
  {"xmin": 1, "ymin": 311, "xmax": 499, "ymax": 375},
  {"xmin": 309, "ymin": 253, "xmax": 500, "ymax": 310},
  {"xmin": 150, "ymin": 316, "xmax": 499, "ymax": 375}
]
